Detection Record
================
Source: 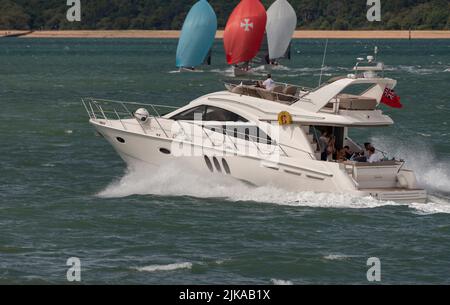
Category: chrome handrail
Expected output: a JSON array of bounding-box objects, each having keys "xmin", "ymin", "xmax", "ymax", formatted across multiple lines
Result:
[
  {"xmin": 82, "ymin": 98, "xmax": 292, "ymax": 158},
  {"xmin": 82, "ymin": 97, "xmax": 179, "ymax": 136}
]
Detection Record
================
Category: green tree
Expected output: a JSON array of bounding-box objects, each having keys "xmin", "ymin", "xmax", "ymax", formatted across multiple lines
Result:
[
  {"xmin": 0, "ymin": 0, "xmax": 30, "ymax": 29},
  {"xmin": 0, "ymin": 0, "xmax": 448, "ymax": 31}
]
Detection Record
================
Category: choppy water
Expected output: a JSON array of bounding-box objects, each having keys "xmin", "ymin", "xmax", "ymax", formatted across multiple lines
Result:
[{"xmin": 0, "ymin": 38, "xmax": 449, "ymax": 284}]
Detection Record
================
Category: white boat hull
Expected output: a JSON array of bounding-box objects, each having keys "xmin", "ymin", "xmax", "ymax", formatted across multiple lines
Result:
[{"xmin": 92, "ymin": 120, "xmax": 427, "ymax": 204}]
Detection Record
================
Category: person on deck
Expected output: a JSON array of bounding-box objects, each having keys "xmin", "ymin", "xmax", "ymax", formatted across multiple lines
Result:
[
  {"xmin": 364, "ymin": 142, "xmax": 372, "ymax": 157},
  {"xmin": 319, "ymin": 131, "xmax": 330, "ymax": 161},
  {"xmin": 353, "ymin": 143, "xmax": 372, "ymax": 162},
  {"xmin": 343, "ymin": 146, "xmax": 353, "ymax": 159},
  {"xmin": 336, "ymin": 148, "xmax": 347, "ymax": 162},
  {"xmin": 326, "ymin": 135, "xmax": 336, "ymax": 161},
  {"xmin": 262, "ymin": 74, "xmax": 275, "ymax": 91},
  {"xmin": 367, "ymin": 146, "xmax": 381, "ymax": 163}
]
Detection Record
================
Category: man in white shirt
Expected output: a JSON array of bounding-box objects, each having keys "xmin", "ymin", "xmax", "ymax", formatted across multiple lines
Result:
[
  {"xmin": 367, "ymin": 146, "xmax": 381, "ymax": 163},
  {"xmin": 262, "ymin": 74, "xmax": 275, "ymax": 91}
]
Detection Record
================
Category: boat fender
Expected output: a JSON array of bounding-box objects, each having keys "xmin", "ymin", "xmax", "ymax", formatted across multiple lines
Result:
[{"xmin": 134, "ymin": 108, "xmax": 150, "ymax": 123}]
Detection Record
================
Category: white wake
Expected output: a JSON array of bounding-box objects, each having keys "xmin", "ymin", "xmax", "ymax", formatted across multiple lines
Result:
[
  {"xmin": 369, "ymin": 135, "xmax": 450, "ymax": 194},
  {"xmin": 134, "ymin": 262, "xmax": 192, "ymax": 273},
  {"xmin": 97, "ymin": 156, "xmax": 450, "ymax": 214}
]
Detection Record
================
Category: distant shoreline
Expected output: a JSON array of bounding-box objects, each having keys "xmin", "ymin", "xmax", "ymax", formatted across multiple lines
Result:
[{"xmin": 1, "ymin": 30, "xmax": 450, "ymax": 39}]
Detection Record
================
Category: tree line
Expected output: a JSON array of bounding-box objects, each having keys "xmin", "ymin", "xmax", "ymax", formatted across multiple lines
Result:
[{"xmin": 0, "ymin": 0, "xmax": 449, "ymax": 30}]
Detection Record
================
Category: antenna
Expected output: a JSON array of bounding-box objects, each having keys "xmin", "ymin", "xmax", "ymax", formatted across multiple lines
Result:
[{"xmin": 318, "ymin": 39, "xmax": 329, "ymax": 87}]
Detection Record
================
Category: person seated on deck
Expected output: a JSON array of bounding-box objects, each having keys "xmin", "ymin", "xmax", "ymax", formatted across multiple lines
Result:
[
  {"xmin": 353, "ymin": 143, "xmax": 372, "ymax": 162},
  {"xmin": 262, "ymin": 74, "xmax": 275, "ymax": 91},
  {"xmin": 336, "ymin": 148, "xmax": 347, "ymax": 162},
  {"xmin": 343, "ymin": 146, "xmax": 353, "ymax": 160},
  {"xmin": 367, "ymin": 146, "xmax": 381, "ymax": 163},
  {"xmin": 364, "ymin": 142, "xmax": 372, "ymax": 157}
]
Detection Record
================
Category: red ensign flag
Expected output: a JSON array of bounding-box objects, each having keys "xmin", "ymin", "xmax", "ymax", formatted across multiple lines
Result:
[{"xmin": 380, "ymin": 88, "xmax": 403, "ymax": 108}]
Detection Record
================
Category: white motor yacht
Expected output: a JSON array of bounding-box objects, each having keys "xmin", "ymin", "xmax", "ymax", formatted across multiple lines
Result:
[{"xmin": 83, "ymin": 57, "xmax": 427, "ymax": 203}]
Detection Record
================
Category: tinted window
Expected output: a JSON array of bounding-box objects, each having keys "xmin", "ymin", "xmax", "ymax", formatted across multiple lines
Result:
[
  {"xmin": 204, "ymin": 106, "xmax": 247, "ymax": 122},
  {"xmin": 223, "ymin": 126, "xmax": 273, "ymax": 145},
  {"xmin": 171, "ymin": 106, "xmax": 206, "ymax": 121}
]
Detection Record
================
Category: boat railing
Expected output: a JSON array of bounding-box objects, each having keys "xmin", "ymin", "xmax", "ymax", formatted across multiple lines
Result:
[
  {"xmin": 82, "ymin": 97, "xmax": 294, "ymax": 158},
  {"xmin": 82, "ymin": 97, "xmax": 179, "ymax": 135},
  {"xmin": 82, "ymin": 97, "xmax": 178, "ymax": 120}
]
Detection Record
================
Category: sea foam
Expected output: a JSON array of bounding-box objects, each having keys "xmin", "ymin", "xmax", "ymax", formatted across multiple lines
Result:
[
  {"xmin": 271, "ymin": 278, "xmax": 293, "ymax": 285},
  {"xmin": 135, "ymin": 262, "xmax": 193, "ymax": 273},
  {"xmin": 98, "ymin": 146, "xmax": 450, "ymax": 214}
]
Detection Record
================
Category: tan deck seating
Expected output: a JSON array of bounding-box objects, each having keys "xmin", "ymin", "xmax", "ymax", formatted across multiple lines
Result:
[
  {"xmin": 338, "ymin": 94, "xmax": 377, "ymax": 110},
  {"xmin": 272, "ymin": 85, "xmax": 284, "ymax": 93},
  {"xmin": 256, "ymin": 88, "xmax": 275, "ymax": 101},
  {"xmin": 229, "ymin": 83, "xmax": 298, "ymax": 103},
  {"xmin": 231, "ymin": 85, "xmax": 259, "ymax": 98},
  {"xmin": 244, "ymin": 86, "xmax": 261, "ymax": 98},
  {"xmin": 284, "ymin": 85, "xmax": 297, "ymax": 96},
  {"xmin": 231, "ymin": 85, "xmax": 244, "ymax": 95}
]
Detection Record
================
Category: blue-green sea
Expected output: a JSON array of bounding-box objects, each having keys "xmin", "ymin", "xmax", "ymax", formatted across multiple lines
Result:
[{"xmin": 0, "ymin": 38, "xmax": 449, "ymax": 284}]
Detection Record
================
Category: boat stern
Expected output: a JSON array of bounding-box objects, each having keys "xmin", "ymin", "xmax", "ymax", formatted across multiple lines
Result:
[{"xmin": 359, "ymin": 188, "xmax": 427, "ymax": 203}]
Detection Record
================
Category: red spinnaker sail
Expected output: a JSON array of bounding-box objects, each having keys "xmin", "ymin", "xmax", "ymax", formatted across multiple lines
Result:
[{"xmin": 223, "ymin": 0, "xmax": 267, "ymax": 65}]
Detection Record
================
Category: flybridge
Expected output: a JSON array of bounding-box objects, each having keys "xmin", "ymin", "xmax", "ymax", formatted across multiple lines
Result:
[{"xmin": 223, "ymin": 75, "xmax": 396, "ymax": 116}]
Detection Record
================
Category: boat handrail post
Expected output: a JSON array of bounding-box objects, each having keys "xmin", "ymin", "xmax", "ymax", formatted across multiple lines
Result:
[
  {"xmin": 149, "ymin": 104, "xmax": 161, "ymax": 118},
  {"xmin": 147, "ymin": 104, "xmax": 170, "ymax": 138},
  {"xmin": 81, "ymin": 98, "xmax": 93, "ymax": 119},
  {"xmin": 119, "ymin": 101, "xmax": 147, "ymax": 135},
  {"xmin": 98, "ymin": 105, "xmax": 109, "ymax": 124},
  {"xmin": 224, "ymin": 131, "xmax": 238, "ymax": 151},
  {"xmin": 92, "ymin": 101, "xmax": 108, "ymax": 124},
  {"xmin": 175, "ymin": 121, "xmax": 191, "ymax": 142},
  {"xmin": 88, "ymin": 99, "xmax": 97, "ymax": 120},
  {"xmin": 152, "ymin": 116, "xmax": 168, "ymax": 138},
  {"xmin": 277, "ymin": 143, "xmax": 289, "ymax": 157},
  {"xmin": 248, "ymin": 134, "xmax": 264, "ymax": 155},
  {"xmin": 114, "ymin": 109, "xmax": 127, "ymax": 131},
  {"xmin": 201, "ymin": 126, "xmax": 216, "ymax": 147}
]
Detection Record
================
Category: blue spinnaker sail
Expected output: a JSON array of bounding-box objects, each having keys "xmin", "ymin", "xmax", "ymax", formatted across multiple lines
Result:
[{"xmin": 176, "ymin": 0, "xmax": 217, "ymax": 68}]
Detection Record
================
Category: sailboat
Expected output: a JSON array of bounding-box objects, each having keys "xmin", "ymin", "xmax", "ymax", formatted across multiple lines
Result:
[
  {"xmin": 176, "ymin": 0, "xmax": 217, "ymax": 71},
  {"xmin": 223, "ymin": 0, "xmax": 267, "ymax": 77},
  {"xmin": 265, "ymin": 0, "xmax": 297, "ymax": 66}
]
